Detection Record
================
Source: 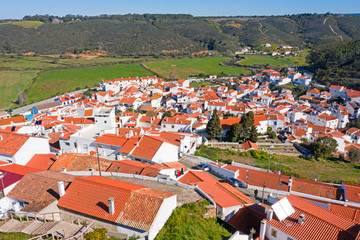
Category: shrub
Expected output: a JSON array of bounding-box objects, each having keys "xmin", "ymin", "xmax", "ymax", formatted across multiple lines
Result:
[{"xmin": 85, "ymin": 228, "xmax": 107, "ymax": 240}]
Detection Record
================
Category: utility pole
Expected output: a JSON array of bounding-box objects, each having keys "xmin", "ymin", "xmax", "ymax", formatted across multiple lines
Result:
[
  {"xmin": 96, "ymin": 144, "xmax": 102, "ymax": 176},
  {"xmin": 268, "ymin": 155, "xmax": 271, "ymax": 172}
]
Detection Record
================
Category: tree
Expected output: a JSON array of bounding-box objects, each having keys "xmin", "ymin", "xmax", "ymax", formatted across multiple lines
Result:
[
  {"xmin": 226, "ymin": 123, "xmax": 241, "ymax": 142},
  {"xmin": 348, "ymin": 148, "xmax": 360, "ymax": 163},
  {"xmin": 249, "ymin": 126, "xmax": 258, "ymax": 143},
  {"xmin": 311, "ymin": 137, "xmax": 338, "ymax": 159},
  {"xmin": 17, "ymin": 87, "xmax": 27, "ymax": 105},
  {"xmin": 240, "ymin": 111, "xmax": 254, "ymax": 129},
  {"xmin": 206, "ymin": 109, "xmax": 222, "ymax": 139},
  {"xmin": 162, "ymin": 111, "xmax": 172, "ymax": 119}
]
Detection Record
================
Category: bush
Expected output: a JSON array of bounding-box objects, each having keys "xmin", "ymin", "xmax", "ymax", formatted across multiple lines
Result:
[{"xmin": 85, "ymin": 228, "xmax": 107, "ymax": 240}]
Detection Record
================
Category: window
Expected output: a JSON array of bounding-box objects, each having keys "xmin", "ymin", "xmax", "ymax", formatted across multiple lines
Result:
[
  {"xmin": 163, "ymin": 125, "xmax": 166, "ymax": 128},
  {"xmin": 65, "ymin": 142, "xmax": 70, "ymax": 146},
  {"xmin": 172, "ymin": 125, "xmax": 175, "ymax": 128},
  {"xmin": 111, "ymin": 146, "xmax": 117, "ymax": 150},
  {"xmin": 271, "ymin": 229, "xmax": 277, "ymax": 238},
  {"xmin": 104, "ymin": 120, "xmax": 107, "ymax": 124},
  {"xmin": 287, "ymin": 237, "xmax": 293, "ymax": 240}
]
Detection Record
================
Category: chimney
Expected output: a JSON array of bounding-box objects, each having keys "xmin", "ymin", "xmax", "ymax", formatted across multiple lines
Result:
[
  {"xmin": 60, "ymin": 130, "xmax": 64, "ymax": 137},
  {"xmin": 266, "ymin": 209, "xmax": 273, "ymax": 220},
  {"xmin": 288, "ymin": 176, "xmax": 293, "ymax": 192},
  {"xmin": 259, "ymin": 219, "xmax": 267, "ymax": 240},
  {"xmin": 90, "ymin": 167, "xmax": 95, "ymax": 176},
  {"xmin": 62, "ymin": 167, "xmax": 67, "ymax": 172},
  {"xmin": 298, "ymin": 213, "xmax": 305, "ymax": 224},
  {"xmin": 0, "ymin": 135, "xmax": 2, "ymax": 141},
  {"xmin": 116, "ymin": 128, "xmax": 119, "ymax": 136},
  {"xmin": 56, "ymin": 153, "xmax": 59, "ymax": 160},
  {"xmin": 58, "ymin": 181, "xmax": 65, "ymax": 198},
  {"xmin": 108, "ymin": 197, "xmax": 115, "ymax": 215}
]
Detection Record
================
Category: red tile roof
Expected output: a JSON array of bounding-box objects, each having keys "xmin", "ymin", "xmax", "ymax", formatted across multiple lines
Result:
[
  {"xmin": 267, "ymin": 195, "xmax": 360, "ymax": 240},
  {"xmin": 26, "ymin": 154, "xmax": 56, "ymax": 170},
  {"xmin": 0, "ymin": 116, "xmax": 26, "ymax": 126},
  {"xmin": 130, "ymin": 135, "xmax": 169, "ymax": 160},
  {"xmin": 343, "ymin": 183, "xmax": 360, "ymax": 203},
  {"xmin": 291, "ymin": 178, "xmax": 342, "ymax": 200},
  {"xmin": 241, "ymin": 141, "xmax": 259, "ymax": 151},
  {"xmin": 0, "ymin": 130, "xmax": 30, "ymax": 156},
  {"xmin": 253, "ymin": 115, "xmax": 267, "ymax": 126},
  {"xmin": 106, "ymin": 160, "xmax": 167, "ymax": 177},
  {"xmin": 178, "ymin": 170, "xmax": 254, "ymax": 208},
  {"xmin": 220, "ymin": 118, "xmax": 241, "ymax": 130},
  {"xmin": 223, "ymin": 165, "xmax": 290, "ymax": 192},
  {"xmin": 49, "ymin": 153, "xmax": 112, "ymax": 172},
  {"xmin": 57, "ymin": 176, "xmax": 174, "ymax": 231},
  {"xmin": 8, "ymin": 171, "xmax": 74, "ymax": 212},
  {"xmin": 94, "ymin": 134, "xmax": 128, "ymax": 147}
]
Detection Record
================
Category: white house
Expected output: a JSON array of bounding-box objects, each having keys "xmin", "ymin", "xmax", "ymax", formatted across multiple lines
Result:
[{"xmin": 0, "ymin": 130, "xmax": 51, "ymax": 166}]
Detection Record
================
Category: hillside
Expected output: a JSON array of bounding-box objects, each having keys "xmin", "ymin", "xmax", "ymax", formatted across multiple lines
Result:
[
  {"xmin": 307, "ymin": 39, "xmax": 360, "ymax": 89},
  {"xmin": 1, "ymin": 14, "xmax": 360, "ymax": 55}
]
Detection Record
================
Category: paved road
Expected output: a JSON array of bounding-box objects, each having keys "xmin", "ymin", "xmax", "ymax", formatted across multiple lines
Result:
[{"xmin": 11, "ymin": 89, "xmax": 87, "ymax": 115}]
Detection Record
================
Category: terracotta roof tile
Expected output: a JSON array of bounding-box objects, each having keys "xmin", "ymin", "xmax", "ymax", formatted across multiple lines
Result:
[
  {"xmin": 7, "ymin": 171, "xmax": 74, "ymax": 212},
  {"xmin": 0, "ymin": 130, "xmax": 30, "ymax": 156},
  {"xmin": 49, "ymin": 153, "xmax": 112, "ymax": 172},
  {"xmin": 26, "ymin": 154, "xmax": 56, "ymax": 170},
  {"xmin": 267, "ymin": 195, "xmax": 360, "ymax": 240},
  {"xmin": 57, "ymin": 176, "xmax": 174, "ymax": 231}
]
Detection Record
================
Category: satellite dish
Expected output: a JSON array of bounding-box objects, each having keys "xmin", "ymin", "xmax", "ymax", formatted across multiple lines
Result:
[{"xmin": 271, "ymin": 197, "xmax": 295, "ymax": 222}]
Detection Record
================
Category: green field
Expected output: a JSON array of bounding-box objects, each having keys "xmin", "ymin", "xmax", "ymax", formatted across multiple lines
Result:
[
  {"xmin": 0, "ymin": 56, "xmax": 63, "ymax": 69},
  {"xmin": 26, "ymin": 63, "xmax": 152, "ymax": 103},
  {"xmin": 145, "ymin": 57, "xmax": 249, "ymax": 79},
  {"xmin": 0, "ymin": 71, "xmax": 38, "ymax": 110},
  {"xmin": 57, "ymin": 57, "xmax": 136, "ymax": 66},
  {"xmin": 0, "ymin": 55, "xmax": 146, "ymax": 70},
  {"xmin": 236, "ymin": 55, "xmax": 307, "ymax": 66},
  {"xmin": 0, "ymin": 20, "xmax": 44, "ymax": 28}
]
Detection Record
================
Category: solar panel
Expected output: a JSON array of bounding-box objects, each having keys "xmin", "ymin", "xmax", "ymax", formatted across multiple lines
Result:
[
  {"xmin": 272, "ymin": 197, "xmax": 295, "ymax": 222},
  {"xmin": 272, "ymin": 201, "xmax": 288, "ymax": 221}
]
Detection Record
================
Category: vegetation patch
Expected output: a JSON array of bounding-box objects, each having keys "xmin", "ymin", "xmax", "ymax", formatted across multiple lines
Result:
[
  {"xmin": 145, "ymin": 57, "xmax": 249, "ymax": 79},
  {"xmin": 26, "ymin": 63, "xmax": 151, "ymax": 104},
  {"xmin": 236, "ymin": 55, "xmax": 306, "ymax": 67},
  {"xmin": 0, "ymin": 71, "xmax": 38, "ymax": 110},
  {"xmin": 0, "ymin": 20, "xmax": 44, "ymax": 28},
  {"xmin": 155, "ymin": 200, "xmax": 231, "ymax": 240},
  {"xmin": 0, "ymin": 232, "xmax": 35, "ymax": 240},
  {"xmin": 196, "ymin": 146, "xmax": 360, "ymax": 183}
]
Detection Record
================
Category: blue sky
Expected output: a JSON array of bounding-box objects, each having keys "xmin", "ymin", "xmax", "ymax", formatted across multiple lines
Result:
[{"xmin": 1, "ymin": 0, "xmax": 359, "ymax": 19}]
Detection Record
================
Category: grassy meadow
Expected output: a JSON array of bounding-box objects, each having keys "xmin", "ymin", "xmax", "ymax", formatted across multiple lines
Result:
[
  {"xmin": 196, "ymin": 146, "xmax": 360, "ymax": 184},
  {"xmin": 0, "ymin": 55, "xmax": 146, "ymax": 70},
  {"xmin": 144, "ymin": 57, "xmax": 249, "ymax": 79},
  {"xmin": 26, "ymin": 63, "xmax": 152, "ymax": 103},
  {"xmin": 236, "ymin": 54, "xmax": 307, "ymax": 66},
  {"xmin": 0, "ymin": 71, "xmax": 38, "ymax": 110}
]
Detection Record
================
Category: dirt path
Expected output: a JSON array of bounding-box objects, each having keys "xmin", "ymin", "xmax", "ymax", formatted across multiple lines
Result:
[
  {"xmin": 323, "ymin": 17, "xmax": 329, "ymax": 24},
  {"xmin": 257, "ymin": 20, "xmax": 267, "ymax": 38},
  {"xmin": 323, "ymin": 17, "xmax": 343, "ymax": 41}
]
